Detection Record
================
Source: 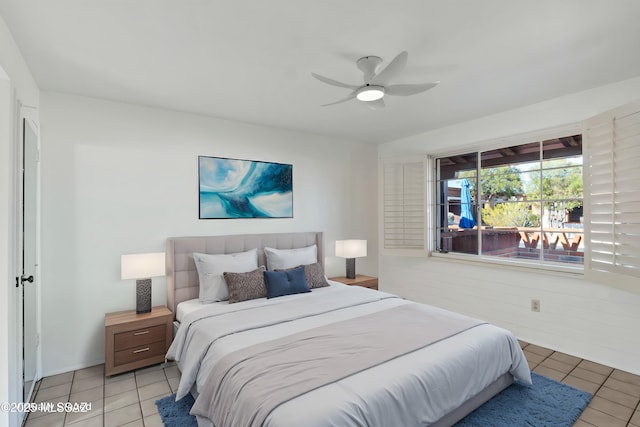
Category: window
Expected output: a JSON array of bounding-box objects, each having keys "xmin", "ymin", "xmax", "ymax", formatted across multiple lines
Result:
[
  {"xmin": 379, "ymin": 100, "xmax": 640, "ymax": 288},
  {"xmin": 435, "ymin": 135, "xmax": 583, "ymax": 267}
]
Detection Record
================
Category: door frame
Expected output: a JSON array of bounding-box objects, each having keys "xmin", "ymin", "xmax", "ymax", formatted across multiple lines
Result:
[
  {"xmin": 15, "ymin": 104, "xmax": 41, "ymax": 424},
  {"xmin": 1, "ymin": 74, "xmax": 18, "ymax": 427}
]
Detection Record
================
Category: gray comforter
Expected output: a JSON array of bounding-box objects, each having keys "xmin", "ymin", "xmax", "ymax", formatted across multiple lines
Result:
[
  {"xmin": 192, "ymin": 304, "xmax": 485, "ymax": 427},
  {"xmin": 168, "ymin": 284, "xmax": 531, "ymax": 427}
]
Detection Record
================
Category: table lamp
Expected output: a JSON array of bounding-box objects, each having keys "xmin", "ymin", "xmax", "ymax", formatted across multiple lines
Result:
[
  {"xmin": 121, "ymin": 252, "xmax": 165, "ymax": 314},
  {"xmin": 335, "ymin": 240, "xmax": 367, "ymax": 279}
]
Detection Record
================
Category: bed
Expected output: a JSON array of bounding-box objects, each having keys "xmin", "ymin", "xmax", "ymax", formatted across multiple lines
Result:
[{"xmin": 165, "ymin": 232, "xmax": 531, "ymax": 427}]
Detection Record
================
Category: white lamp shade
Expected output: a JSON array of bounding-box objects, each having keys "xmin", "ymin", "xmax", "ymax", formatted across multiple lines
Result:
[
  {"xmin": 121, "ymin": 252, "xmax": 166, "ymax": 280},
  {"xmin": 335, "ymin": 240, "xmax": 367, "ymax": 259}
]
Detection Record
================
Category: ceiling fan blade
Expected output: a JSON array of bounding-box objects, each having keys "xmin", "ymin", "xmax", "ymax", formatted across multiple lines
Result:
[
  {"xmin": 385, "ymin": 82, "xmax": 439, "ymax": 96},
  {"xmin": 311, "ymin": 73, "xmax": 359, "ymax": 90},
  {"xmin": 320, "ymin": 91, "xmax": 357, "ymax": 107},
  {"xmin": 370, "ymin": 51, "xmax": 408, "ymax": 86},
  {"xmin": 366, "ymin": 98, "xmax": 385, "ymax": 110}
]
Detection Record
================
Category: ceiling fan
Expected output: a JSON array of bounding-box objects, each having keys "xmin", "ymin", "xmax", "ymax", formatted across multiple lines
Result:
[{"xmin": 311, "ymin": 51, "xmax": 439, "ymax": 109}]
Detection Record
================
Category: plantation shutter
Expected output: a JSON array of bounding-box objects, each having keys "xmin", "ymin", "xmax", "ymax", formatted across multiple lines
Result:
[
  {"xmin": 584, "ymin": 100, "xmax": 640, "ymax": 280},
  {"xmin": 382, "ymin": 159, "xmax": 425, "ymax": 250}
]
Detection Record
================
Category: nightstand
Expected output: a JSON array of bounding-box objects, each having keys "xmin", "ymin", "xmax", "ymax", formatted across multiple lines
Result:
[
  {"xmin": 104, "ymin": 306, "xmax": 173, "ymax": 376},
  {"xmin": 330, "ymin": 274, "xmax": 378, "ymax": 290}
]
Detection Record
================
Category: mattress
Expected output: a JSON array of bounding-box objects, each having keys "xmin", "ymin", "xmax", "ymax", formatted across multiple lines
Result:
[
  {"xmin": 167, "ymin": 282, "xmax": 531, "ymax": 427},
  {"xmin": 175, "ymin": 298, "xmax": 205, "ymax": 323}
]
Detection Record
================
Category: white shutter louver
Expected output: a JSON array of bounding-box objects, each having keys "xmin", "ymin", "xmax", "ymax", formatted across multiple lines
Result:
[
  {"xmin": 383, "ymin": 161, "xmax": 425, "ymax": 250},
  {"xmin": 585, "ymin": 100, "xmax": 640, "ymax": 279}
]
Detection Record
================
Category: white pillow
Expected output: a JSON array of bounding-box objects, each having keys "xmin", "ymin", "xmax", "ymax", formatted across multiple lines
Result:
[
  {"xmin": 193, "ymin": 248, "xmax": 258, "ymax": 303},
  {"xmin": 264, "ymin": 245, "xmax": 317, "ymax": 270}
]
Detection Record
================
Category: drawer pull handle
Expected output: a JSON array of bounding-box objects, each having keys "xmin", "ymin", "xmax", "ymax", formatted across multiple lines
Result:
[
  {"xmin": 133, "ymin": 331, "xmax": 150, "ymax": 336},
  {"xmin": 133, "ymin": 347, "xmax": 150, "ymax": 354}
]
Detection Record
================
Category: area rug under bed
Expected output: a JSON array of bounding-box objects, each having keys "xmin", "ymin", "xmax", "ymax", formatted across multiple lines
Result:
[{"xmin": 156, "ymin": 372, "xmax": 592, "ymax": 427}]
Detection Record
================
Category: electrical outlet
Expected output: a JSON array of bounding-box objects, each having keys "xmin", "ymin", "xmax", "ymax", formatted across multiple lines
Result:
[{"xmin": 531, "ymin": 299, "xmax": 540, "ymax": 312}]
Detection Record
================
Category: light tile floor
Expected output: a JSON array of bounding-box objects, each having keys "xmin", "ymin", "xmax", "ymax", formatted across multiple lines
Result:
[
  {"xmin": 24, "ymin": 343, "xmax": 640, "ymax": 427},
  {"xmin": 24, "ymin": 362, "xmax": 179, "ymax": 427},
  {"xmin": 520, "ymin": 341, "xmax": 640, "ymax": 427}
]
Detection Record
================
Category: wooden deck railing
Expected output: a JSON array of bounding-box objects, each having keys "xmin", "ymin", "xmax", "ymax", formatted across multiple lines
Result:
[
  {"xmin": 446, "ymin": 226, "xmax": 584, "ymax": 252},
  {"xmin": 516, "ymin": 227, "xmax": 583, "ymax": 251}
]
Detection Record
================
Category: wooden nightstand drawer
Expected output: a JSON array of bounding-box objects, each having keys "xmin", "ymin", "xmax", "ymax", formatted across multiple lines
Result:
[
  {"xmin": 105, "ymin": 306, "xmax": 173, "ymax": 376},
  {"xmin": 114, "ymin": 324, "xmax": 165, "ymax": 350},
  {"xmin": 114, "ymin": 340, "xmax": 166, "ymax": 366}
]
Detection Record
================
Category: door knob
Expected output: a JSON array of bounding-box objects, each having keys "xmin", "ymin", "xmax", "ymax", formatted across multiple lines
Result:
[{"xmin": 20, "ymin": 275, "xmax": 34, "ymax": 284}]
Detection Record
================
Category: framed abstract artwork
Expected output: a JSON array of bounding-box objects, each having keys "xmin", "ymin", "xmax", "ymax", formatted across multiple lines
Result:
[{"xmin": 198, "ymin": 156, "xmax": 293, "ymax": 219}]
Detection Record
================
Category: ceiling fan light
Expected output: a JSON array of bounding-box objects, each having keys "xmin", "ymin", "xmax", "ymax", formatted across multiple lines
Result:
[{"xmin": 356, "ymin": 86, "xmax": 385, "ymax": 102}]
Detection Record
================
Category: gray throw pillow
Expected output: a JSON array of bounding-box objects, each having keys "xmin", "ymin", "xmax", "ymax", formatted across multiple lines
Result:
[
  {"xmin": 276, "ymin": 263, "xmax": 329, "ymax": 289},
  {"xmin": 223, "ymin": 266, "xmax": 267, "ymax": 304},
  {"xmin": 303, "ymin": 263, "xmax": 330, "ymax": 289}
]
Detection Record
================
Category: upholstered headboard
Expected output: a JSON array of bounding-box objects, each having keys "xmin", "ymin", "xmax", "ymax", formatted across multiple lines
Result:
[{"xmin": 166, "ymin": 232, "xmax": 324, "ymax": 318}]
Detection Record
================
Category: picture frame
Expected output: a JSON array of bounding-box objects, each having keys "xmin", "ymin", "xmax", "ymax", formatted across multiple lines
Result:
[{"xmin": 198, "ymin": 156, "xmax": 293, "ymax": 219}]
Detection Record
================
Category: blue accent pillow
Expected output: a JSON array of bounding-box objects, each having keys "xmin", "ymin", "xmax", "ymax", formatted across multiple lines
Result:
[{"xmin": 263, "ymin": 266, "xmax": 310, "ymax": 299}]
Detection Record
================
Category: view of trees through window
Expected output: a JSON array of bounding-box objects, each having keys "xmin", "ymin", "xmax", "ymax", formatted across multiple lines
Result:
[{"xmin": 436, "ymin": 135, "xmax": 583, "ymax": 266}]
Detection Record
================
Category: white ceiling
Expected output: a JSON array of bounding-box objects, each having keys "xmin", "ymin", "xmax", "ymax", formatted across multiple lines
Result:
[{"xmin": 1, "ymin": 0, "xmax": 640, "ymax": 144}]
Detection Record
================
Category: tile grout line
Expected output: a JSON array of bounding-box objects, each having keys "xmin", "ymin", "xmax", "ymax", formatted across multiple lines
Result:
[
  {"xmin": 536, "ymin": 350, "xmax": 629, "ymax": 427},
  {"xmin": 136, "ymin": 371, "xmax": 143, "ymax": 427},
  {"xmin": 575, "ymin": 365, "xmax": 640, "ymax": 427},
  {"xmin": 600, "ymin": 369, "xmax": 640, "ymax": 427},
  {"xmin": 25, "ymin": 378, "xmax": 40, "ymax": 425},
  {"xmin": 564, "ymin": 355, "xmax": 619, "ymax": 426},
  {"xmin": 102, "ymin": 369, "xmax": 106, "ymax": 427},
  {"xmin": 155, "ymin": 365, "xmax": 172, "ymax": 426},
  {"xmin": 587, "ymin": 369, "xmax": 624, "ymax": 424},
  {"xmin": 524, "ymin": 346, "xmax": 613, "ymax": 427},
  {"xmin": 134, "ymin": 370, "xmax": 142, "ymax": 427},
  {"xmin": 62, "ymin": 371, "xmax": 74, "ymax": 426},
  {"xmin": 630, "ymin": 397, "xmax": 640, "ymax": 427}
]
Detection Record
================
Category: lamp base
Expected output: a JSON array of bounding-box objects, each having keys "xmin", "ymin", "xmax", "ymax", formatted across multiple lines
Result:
[
  {"xmin": 345, "ymin": 258, "xmax": 356, "ymax": 279},
  {"xmin": 136, "ymin": 279, "xmax": 152, "ymax": 314}
]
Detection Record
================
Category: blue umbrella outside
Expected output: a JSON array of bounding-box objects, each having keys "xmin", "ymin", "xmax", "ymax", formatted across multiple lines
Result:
[{"xmin": 459, "ymin": 178, "xmax": 476, "ymax": 229}]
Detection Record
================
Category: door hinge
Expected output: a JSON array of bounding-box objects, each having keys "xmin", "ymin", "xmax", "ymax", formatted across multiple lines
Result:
[{"xmin": 15, "ymin": 277, "xmax": 19, "ymax": 288}]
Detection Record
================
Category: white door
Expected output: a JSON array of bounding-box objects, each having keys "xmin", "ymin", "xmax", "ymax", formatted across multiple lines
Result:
[{"xmin": 20, "ymin": 117, "xmax": 38, "ymax": 404}]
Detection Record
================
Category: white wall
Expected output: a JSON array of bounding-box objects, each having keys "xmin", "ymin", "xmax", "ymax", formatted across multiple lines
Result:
[
  {"xmin": 0, "ymin": 14, "xmax": 40, "ymax": 427},
  {"xmin": 379, "ymin": 76, "xmax": 640, "ymax": 375},
  {"xmin": 0, "ymin": 73, "xmax": 15, "ymax": 427},
  {"xmin": 39, "ymin": 92, "xmax": 378, "ymax": 375},
  {"xmin": 343, "ymin": 144, "xmax": 378, "ymax": 275}
]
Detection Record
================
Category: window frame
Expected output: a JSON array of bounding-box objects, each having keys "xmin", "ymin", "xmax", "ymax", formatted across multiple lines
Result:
[{"xmin": 428, "ymin": 123, "xmax": 585, "ymax": 274}]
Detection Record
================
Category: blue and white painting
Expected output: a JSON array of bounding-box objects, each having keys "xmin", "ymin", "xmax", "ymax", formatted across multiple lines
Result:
[{"xmin": 199, "ymin": 156, "xmax": 293, "ymax": 219}]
